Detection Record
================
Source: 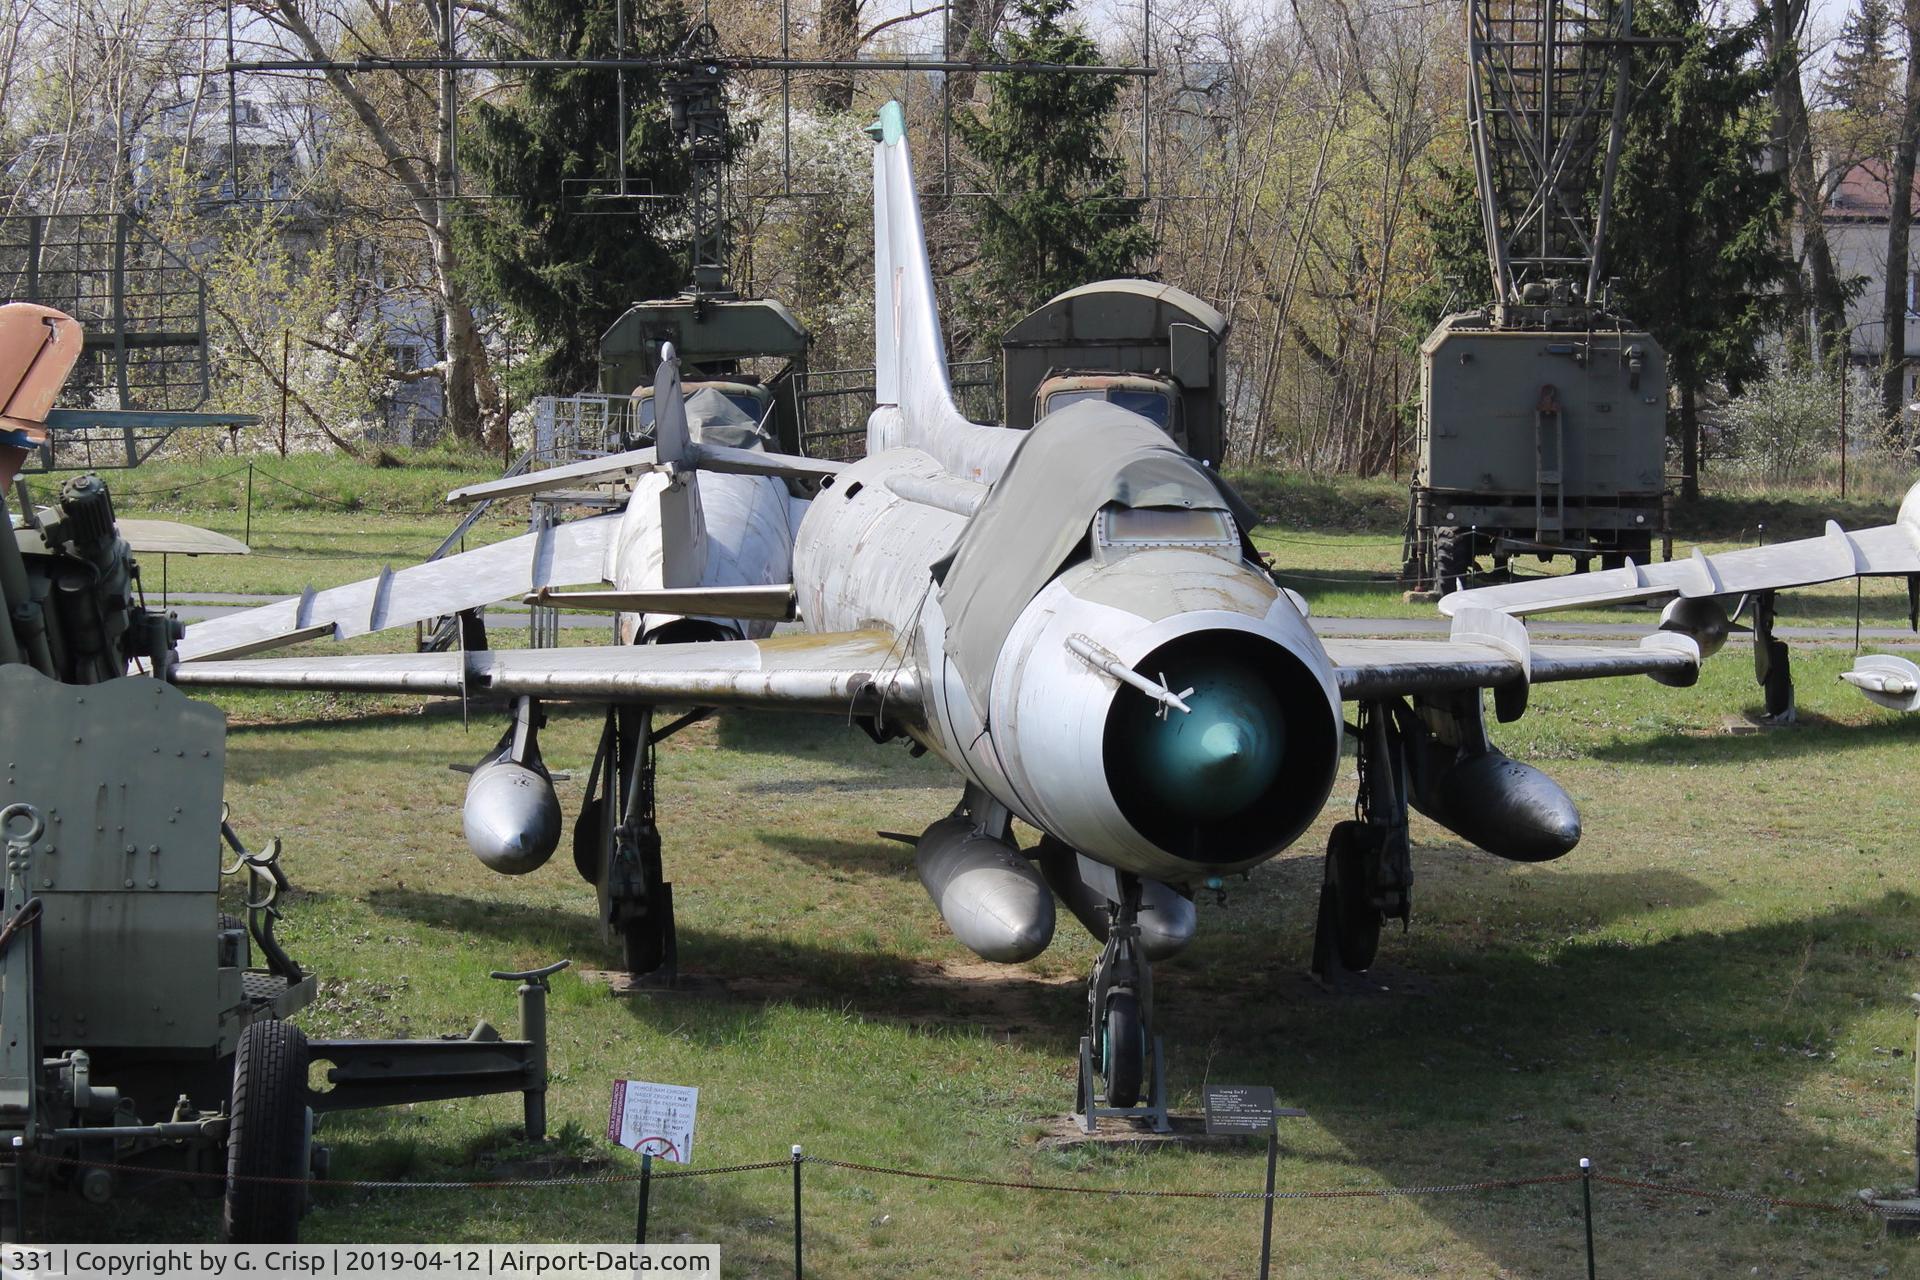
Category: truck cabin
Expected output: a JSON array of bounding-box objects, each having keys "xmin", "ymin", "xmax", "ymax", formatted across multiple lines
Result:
[
  {"xmin": 1035, "ymin": 371, "xmax": 1186, "ymax": 451},
  {"xmin": 625, "ymin": 379, "xmax": 776, "ymax": 445}
]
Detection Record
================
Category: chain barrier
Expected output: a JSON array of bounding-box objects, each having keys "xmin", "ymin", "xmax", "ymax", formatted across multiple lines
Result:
[
  {"xmin": 21, "ymin": 1151, "xmax": 1899, "ymax": 1218},
  {"xmin": 802, "ymin": 1155, "xmax": 1582, "ymax": 1201},
  {"xmin": 1591, "ymin": 1173, "xmax": 1880, "ymax": 1219},
  {"xmin": 103, "ymin": 463, "xmax": 255, "ymax": 500},
  {"xmin": 28, "ymin": 1153, "xmax": 790, "ymax": 1190}
]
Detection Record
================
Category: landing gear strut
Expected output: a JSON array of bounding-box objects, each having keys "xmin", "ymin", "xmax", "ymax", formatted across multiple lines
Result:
[
  {"xmin": 578, "ymin": 703, "xmax": 714, "ymax": 983},
  {"xmin": 1313, "ymin": 701, "xmax": 1413, "ymax": 982},
  {"xmin": 1077, "ymin": 873, "xmax": 1169, "ymax": 1132},
  {"xmin": 1752, "ymin": 590, "xmax": 1795, "ymax": 724}
]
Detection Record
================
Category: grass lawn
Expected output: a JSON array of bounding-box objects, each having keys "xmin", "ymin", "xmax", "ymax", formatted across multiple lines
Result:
[
  {"xmin": 27, "ymin": 452, "xmax": 1920, "ymax": 1275},
  {"xmin": 76, "ymin": 648, "xmax": 1916, "ymax": 1278}
]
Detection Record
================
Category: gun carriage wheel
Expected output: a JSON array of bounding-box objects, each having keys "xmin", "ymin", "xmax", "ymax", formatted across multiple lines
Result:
[{"xmin": 222, "ymin": 1019, "xmax": 313, "ymax": 1244}]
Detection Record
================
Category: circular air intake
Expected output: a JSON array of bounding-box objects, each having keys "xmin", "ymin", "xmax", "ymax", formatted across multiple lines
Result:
[{"xmin": 1102, "ymin": 630, "xmax": 1339, "ymax": 866}]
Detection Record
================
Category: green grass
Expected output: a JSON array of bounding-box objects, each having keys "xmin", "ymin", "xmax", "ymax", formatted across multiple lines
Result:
[
  {"xmin": 84, "ymin": 652, "xmax": 1920, "ymax": 1277},
  {"xmin": 34, "ymin": 451, "xmax": 1920, "ymax": 1273}
]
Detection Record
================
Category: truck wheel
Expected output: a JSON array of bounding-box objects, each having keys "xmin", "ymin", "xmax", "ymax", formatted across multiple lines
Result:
[
  {"xmin": 223, "ymin": 1020, "xmax": 310, "ymax": 1244},
  {"xmin": 1433, "ymin": 527, "xmax": 1475, "ymax": 592}
]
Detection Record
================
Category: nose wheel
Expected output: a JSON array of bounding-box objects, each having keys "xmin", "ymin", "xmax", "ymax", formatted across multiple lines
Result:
[{"xmin": 1077, "ymin": 875, "xmax": 1169, "ymax": 1133}]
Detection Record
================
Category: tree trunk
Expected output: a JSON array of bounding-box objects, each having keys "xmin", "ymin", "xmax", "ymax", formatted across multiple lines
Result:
[
  {"xmin": 1769, "ymin": 0, "xmax": 1848, "ymax": 367},
  {"xmin": 266, "ymin": 0, "xmax": 494, "ymax": 448},
  {"xmin": 1679, "ymin": 378, "xmax": 1700, "ymax": 501},
  {"xmin": 1882, "ymin": 1, "xmax": 1920, "ymax": 420},
  {"xmin": 814, "ymin": 0, "xmax": 859, "ymax": 111}
]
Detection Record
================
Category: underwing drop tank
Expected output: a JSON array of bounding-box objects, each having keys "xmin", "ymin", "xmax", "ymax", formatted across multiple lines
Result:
[
  {"xmin": 462, "ymin": 699, "xmax": 562, "ymax": 875},
  {"xmin": 1402, "ymin": 693, "xmax": 1580, "ymax": 862},
  {"xmin": 914, "ymin": 816, "xmax": 1055, "ymax": 963},
  {"xmin": 1036, "ymin": 842, "xmax": 1197, "ymax": 961}
]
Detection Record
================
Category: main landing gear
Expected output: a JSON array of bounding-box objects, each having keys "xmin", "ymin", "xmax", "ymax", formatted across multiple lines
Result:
[
  {"xmin": 1314, "ymin": 700, "xmax": 1413, "ymax": 983},
  {"xmin": 576, "ymin": 703, "xmax": 713, "ymax": 981},
  {"xmin": 1077, "ymin": 873, "xmax": 1170, "ymax": 1133},
  {"xmin": 1752, "ymin": 590, "xmax": 1794, "ymax": 724}
]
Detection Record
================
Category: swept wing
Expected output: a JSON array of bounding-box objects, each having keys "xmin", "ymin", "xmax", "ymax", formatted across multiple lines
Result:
[
  {"xmin": 1439, "ymin": 489, "xmax": 1920, "ymax": 617},
  {"xmin": 1323, "ymin": 606, "xmax": 1696, "ymax": 700},
  {"xmin": 170, "ymin": 628, "xmax": 918, "ymax": 714},
  {"xmin": 176, "ymin": 514, "xmax": 621, "ymax": 662}
]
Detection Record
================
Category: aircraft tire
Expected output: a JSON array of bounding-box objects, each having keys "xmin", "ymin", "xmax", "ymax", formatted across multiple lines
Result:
[
  {"xmin": 223, "ymin": 1020, "xmax": 310, "ymax": 1244},
  {"xmin": 621, "ymin": 910, "xmax": 668, "ymax": 976},
  {"xmin": 1331, "ymin": 830, "xmax": 1382, "ymax": 972},
  {"xmin": 1102, "ymin": 992, "xmax": 1145, "ymax": 1109}
]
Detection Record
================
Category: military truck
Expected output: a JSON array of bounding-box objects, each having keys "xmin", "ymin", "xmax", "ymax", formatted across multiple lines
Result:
[
  {"xmin": 1400, "ymin": 0, "xmax": 1673, "ymax": 594},
  {"xmin": 598, "ymin": 296, "xmax": 808, "ymax": 452},
  {"xmin": 1000, "ymin": 280, "xmax": 1228, "ymax": 466},
  {"xmin": 620, "ymin": 376, "xmax": 776, "ymax": 448},
  {"xmin": 1406, "ymin": 300, "xmax": 1670, "ymax": 590}
]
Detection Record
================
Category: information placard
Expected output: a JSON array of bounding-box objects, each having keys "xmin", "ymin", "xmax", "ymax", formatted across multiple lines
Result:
[
  {"xmin": 607, "ymin": 1079, "xmax": 699, "ymax": 1164},
  {"xmin": 1203, "ymin": 1084, "xmax": 1276, "ymax": 1136}
]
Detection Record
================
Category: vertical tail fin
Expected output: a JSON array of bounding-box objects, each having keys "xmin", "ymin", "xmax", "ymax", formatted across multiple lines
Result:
[
  {"xmin": 866, "ymin": 103, "xmax": 1021, "ymax": 482},
  {"xmin": 649, "ymin": 346, "xmax": 708, "ymax": 589}
]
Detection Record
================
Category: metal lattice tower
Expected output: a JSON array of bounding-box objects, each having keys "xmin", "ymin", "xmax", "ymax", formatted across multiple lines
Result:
[
  {"xmin": 1466, "ymin": 0, "xmax": 1637, "ymax": 309},
  {"xmin": 666, "ymin": 24, "xmax": 732, "ymax": 297}
]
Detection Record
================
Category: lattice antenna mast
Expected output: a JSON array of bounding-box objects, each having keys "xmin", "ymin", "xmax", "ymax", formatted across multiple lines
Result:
[
  {"xmin": 665, "ymin": 24, "xmax": 731, "ymax": 297},
  {"xmin": 1466, "ymin": 0, "xmax": 1638, "ymax": 315}
]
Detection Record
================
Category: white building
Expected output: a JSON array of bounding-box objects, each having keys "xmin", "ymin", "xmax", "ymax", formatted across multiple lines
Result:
[{"xmin": 1824, "ymin": 159, "xmax": 1920, "ymax": 399}]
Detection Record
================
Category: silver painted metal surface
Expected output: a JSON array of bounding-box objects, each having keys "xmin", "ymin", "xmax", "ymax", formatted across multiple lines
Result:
[
  {"xmin": 447, "ymin": 445, "xmax": 658, "ymax": 505},
  {"xmin": 913, "ymin": 816, "xmax": 1055, "ymax": 962},
  {"xmin": 174, "ymin": 630, "xmax": 918, "ymax": 715},
  {"xmin": 1440, "ymin": 490, "xmax": 1920, "ymax": 616},
  {"xmin": 1842, "ymin": 653, "xmax": 1920, "ymax": 712},
  {"xmin": 176, "ymin": 515, "xmax": 622, "ymax": 661}
]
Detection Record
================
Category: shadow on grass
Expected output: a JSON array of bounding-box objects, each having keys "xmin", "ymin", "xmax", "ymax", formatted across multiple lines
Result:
[
  {"xmin": 758, "ymin": 831, "xmax": 917, "ymax": 880},
  {"xmin": 1160, "ymin": 883, "xmax": 1919, "ymax": 1269},
  {"xmin": 1586, "ymin": 711, "xmax": 1920, "ymax": 764},
  {"xmin": 363, "ymin": 888, "xmax": 1082, "ymax": 1052}
]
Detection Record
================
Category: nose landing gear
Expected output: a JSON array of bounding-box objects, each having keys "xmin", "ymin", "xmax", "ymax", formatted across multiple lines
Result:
[{"xmin": 1077, "ymin": 873, "xmax": 1170, "ymax": 1133}]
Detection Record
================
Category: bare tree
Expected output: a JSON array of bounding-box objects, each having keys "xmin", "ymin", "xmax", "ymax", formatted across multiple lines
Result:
[{"xmin": 240, "ymin": 0, "xmax": 501, "ymax": 447}]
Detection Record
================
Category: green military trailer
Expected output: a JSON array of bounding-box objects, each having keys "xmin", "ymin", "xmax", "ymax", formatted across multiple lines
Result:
[
  {"xmin": 1000, "ymin": 280, "xmax": 1228, "ymax": 467},
  {"xmin": 0, "ymin": 473, "xmax": 566, "ymax": 1243},
  {"xmin": 598, "ymin": 296, "xmax": 809, "ymax": 453},
  {"xmin": 1404, "ymin": 301, "xmax": 1671, "ymax": 593}
]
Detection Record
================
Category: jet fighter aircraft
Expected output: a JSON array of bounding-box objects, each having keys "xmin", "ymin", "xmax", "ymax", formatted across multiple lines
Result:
[{"xmin": 173, "ymin": 102, "xmax": 1774, "ymax": 1121}]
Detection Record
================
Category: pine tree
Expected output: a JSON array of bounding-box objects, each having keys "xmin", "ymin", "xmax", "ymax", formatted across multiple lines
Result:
[
  {"xmin": 1826, "ymin": 0, "xmax": 1898, "ymax": 118},
  {"xmin": 1608, "ymin": 0, "xmax": 1789, "ymax": 500},
  {"xmin": 458, "ymin": 0, "xmax": 691, "ymax": 395},
  {"xmin": 1405, "ymin": 150, "xmax": 1487, "ymax": 337},
  {"xmin": 954, "ymin": 0, "xmax": 1155, "ymax": 351}
]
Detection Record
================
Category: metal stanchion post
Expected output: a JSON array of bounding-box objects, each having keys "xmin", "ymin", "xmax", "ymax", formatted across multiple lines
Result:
[
  {"xmin": 245, "ymin": 463, "xmax": 254, "ymax": 547},
  {"xmin": 635, "ymin": 1150, "xmax": 652, "ymax": 1244},
  {"xmin": 1257, "ymin": 1125, "xmax": 1279, "ymax": 1280},
  {"xmin": 791, "ymin": 1145, "xmax": 804, "ymax": 1279},
  {"xmin": 1580, "ymin": 1157, "xmax": 1596, "ymax": 1279}
]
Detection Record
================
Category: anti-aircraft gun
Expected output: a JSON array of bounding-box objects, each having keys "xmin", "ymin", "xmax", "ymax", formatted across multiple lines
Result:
[{"xmin": 0, "ymin": 305, "xmax": 567, "ymax": 1243}]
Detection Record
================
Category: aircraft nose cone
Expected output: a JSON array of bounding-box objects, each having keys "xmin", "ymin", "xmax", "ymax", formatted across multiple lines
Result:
[{"xmin": 1122, "ymin": 661, "xmax": 1284, "ymax": 820}]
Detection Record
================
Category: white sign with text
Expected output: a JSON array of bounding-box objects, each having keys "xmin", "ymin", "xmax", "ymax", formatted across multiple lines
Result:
[{"xmin": 607, "ymin": 1079, "xmax": 699, "ymax": 1164}]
